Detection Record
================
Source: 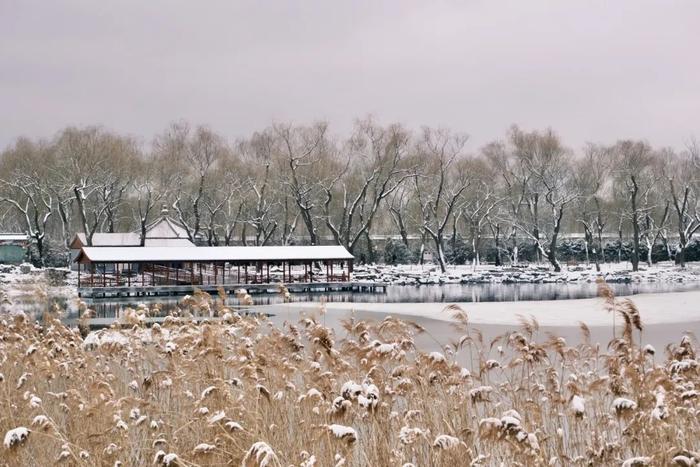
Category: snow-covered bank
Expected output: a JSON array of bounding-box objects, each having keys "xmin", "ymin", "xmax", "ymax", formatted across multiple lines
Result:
[
  {"xmin": 288, "ymin": 289, "xmax": 700, "ymax": 327},
  {"xmin": 0, "ymin": 264, "xmax": 76, "ymax": 313},
  {"xmin": 353, "ymin": 262, "xmax": 700, "ymax": 285}
]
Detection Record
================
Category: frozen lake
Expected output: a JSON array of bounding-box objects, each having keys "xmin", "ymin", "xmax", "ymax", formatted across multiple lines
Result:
[{"xmin": 80, "ymin": 280, "xmax": 700, "ymax": 318}]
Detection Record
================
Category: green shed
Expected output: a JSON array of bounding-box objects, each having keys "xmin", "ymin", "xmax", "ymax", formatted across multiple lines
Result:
[{"xmin": 0, "ymin": 234, "xmax": 30, "ymax": 264}]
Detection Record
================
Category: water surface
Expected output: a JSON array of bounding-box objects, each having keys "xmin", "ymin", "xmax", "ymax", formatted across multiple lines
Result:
[{"xmin": 81, "ymin": 281, "xmax": 700, "ymax": 318}]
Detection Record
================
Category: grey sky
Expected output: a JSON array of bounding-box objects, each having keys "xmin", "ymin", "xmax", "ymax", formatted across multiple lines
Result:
[{"xmin": 1, "ymin": 0, "xmax": 698, "ymax": 152}]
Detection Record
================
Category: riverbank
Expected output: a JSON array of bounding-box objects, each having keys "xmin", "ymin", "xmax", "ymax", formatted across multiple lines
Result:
[{"xmin": 354, "ymin": 261, "xmax": 700, "ymax": 285}]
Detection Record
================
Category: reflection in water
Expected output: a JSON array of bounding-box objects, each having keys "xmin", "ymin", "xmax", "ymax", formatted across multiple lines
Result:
[{"xmin": 81, "ymin": 281, "xmax": 700, "ymax": 319}]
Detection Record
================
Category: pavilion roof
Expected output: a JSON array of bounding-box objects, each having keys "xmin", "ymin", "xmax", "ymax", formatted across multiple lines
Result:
[{"xmin": 76, "ymin": 245, "xmax": 353, "ymax": 263}]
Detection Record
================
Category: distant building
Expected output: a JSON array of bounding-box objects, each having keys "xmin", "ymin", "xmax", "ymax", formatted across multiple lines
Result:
[
  {"xmin": 0, "ymin": 233, "xmax": 30, "ymax": 264},
  {"xmin": 71, "ymin": 205, "xmax": 356, "ymax": 295},
  {"xmin": 69, "ymin": 207, "xmax": 195, "ymax": 268}
]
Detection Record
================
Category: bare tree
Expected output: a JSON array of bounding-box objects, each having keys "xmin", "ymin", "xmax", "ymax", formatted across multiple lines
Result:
[
  {"xmin": 157, "ymin": 124, "xmax": 226, "ymax": 243},
  {"xmin": 388, "ymin": 184, "xmax": 413, "ymax": 248},
  {"xmin": 485, "ymin": 139, "xmax": 531, "ymax": 265},
  {"xmin": 238, "ymin": 131, "xmax": 280, "ymax": 245},
  {"xmin": 131, "ymin": 155, "xmax": 166, "ymax": 246},
  {"xmin": 322, "ymin": 120, "xmax": 413, "ymax": 253},
  {"xmin": 413, "ymin": 128, "xmax": 471, "ymax": 272},
  {"xmin": 611, "ymin": 140, "xmax": 658, "ymax": 271},
  {"xmin": 461, "ymin": 157, "xmax": 501, "ymax": 268},
  {"xmin": 508, "ymin": 127, "xmax": 577, "ymax": 272},
  {"xmin": 663, "ymin": 144, "xmax": 700, "ymax": 266},
  {"xmin": 574, "ymin": 144, "xmax": 613, "ymax": 271},
  {"xmin": 274, "ymin": 122, "xmax": 330, "ymax": 245},
  {"xmin": 0, "ymin": 139, "xmax": 55, "ymax": 265}
]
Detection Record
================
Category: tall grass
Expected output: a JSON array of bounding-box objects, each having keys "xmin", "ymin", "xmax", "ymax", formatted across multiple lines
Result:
[{"xmin": 0, "ymin": 285, "xmax": 699, "ymax": 466}]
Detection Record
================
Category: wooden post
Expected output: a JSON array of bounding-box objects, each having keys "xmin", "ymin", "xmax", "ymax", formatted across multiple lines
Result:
[
  {"xmin": 103, "ymin": 264, "xmax": 106, "ymax": 287},
  {"xmin": 266, "ymin": 262, "xmax": 270, "ymax": 283},
  {"xmin": 330, "ymin": 261, "xmax": 334, "ymax": 282},
  {"xmin": 348, "ymin": 259, "xmax": 353, "ymax": 281},
  {"xmin": 191, "ymin": 262, "xmax": 194, "ymax": 285},
  {"xmin": 244, "ymin": 264, "xmax": 248, "ymax": 284},
  {"xmin": 77, "ymin": 265, "xmax": 81, "ymax": 288},
  {"xmin": 223, "ymin": 262, "xmax": 226, "ymax": 284},
  {"xmin": 175, "ymin": 265, "xmax": 178, "ymax": 284},
  {"xmin": 237, "ymin": 264, "xmax": 241, "ymax": 283},
  {"xmin": 128, "ymin": 263, "xmax": 131, "ymax": 287}
]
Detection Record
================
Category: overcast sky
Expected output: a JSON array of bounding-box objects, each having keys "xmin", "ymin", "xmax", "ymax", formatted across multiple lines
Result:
[{"xmin": 1, "ymin": 0, "xmax": 698, "ymax": 152}]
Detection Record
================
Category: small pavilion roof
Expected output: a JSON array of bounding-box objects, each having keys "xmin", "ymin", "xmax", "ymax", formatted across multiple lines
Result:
[
  {"xmin": 76, "ymin": 245, "xmax": 354, "ymax": 264},
  {"xmin": 0, "ymin": 233, "xmax": 30, "ymax": 244}
]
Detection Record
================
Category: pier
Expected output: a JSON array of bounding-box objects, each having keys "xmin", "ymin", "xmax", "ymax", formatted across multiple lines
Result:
[
  {"xmin": 78, "ymin": 280, "xmax": 386, "ymax": 298},
  {"xmin": 74, "ymin": 244, "xmax": 385, "ymax": 299}
]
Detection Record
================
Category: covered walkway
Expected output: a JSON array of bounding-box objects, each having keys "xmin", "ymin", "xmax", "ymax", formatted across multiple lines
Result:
[{"xmin": 75, "ymin": 245, "xmax": 354, "ymax": 289}]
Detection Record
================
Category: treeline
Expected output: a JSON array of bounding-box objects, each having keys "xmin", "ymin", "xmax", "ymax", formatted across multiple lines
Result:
[{"xmin": 0, "ymin": 119, "xmax": 698, "ymax": 271}]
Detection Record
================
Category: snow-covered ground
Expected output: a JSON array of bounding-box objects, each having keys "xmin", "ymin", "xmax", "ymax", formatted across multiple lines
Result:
[
  {"xmin": 288, "ymin": 289, "xmax": 700, "ymax": 327},
  {"xmin": 353, "ymin": 261, "xmax": 700, "ymax": 285},
  {"xmin": 0, "ymin": 263, "xmax": 77, "ymax": 314}
]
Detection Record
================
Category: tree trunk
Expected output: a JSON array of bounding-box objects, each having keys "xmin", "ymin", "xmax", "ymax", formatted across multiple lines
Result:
[
  {"xmin": 546, "ymin": 246, "xmax": 561, "ymax": 272},
  {"xmin": 35, "ymin": 235, "xmax": 45, "ymax": 267},
  {"xmin": 436, "ymin": 238, "xmax": 447, "ymax": 273},
  {"xmin": 630, "ymin": 176, "xmax": 640, "ymax": 271},
  {"xmin": 546, "ymin": 206, "xmax": 565, "ymax": 272},
  {"xmin": 676, "ymin": 242, "xmax": 687, "ymax": 267},
  {"xmin": 493, "ymin": 224, "xmax": 502, "ymax": 267}
]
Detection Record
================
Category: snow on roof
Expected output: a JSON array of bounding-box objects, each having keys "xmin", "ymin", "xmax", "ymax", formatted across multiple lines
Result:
[
  {"xmin": 144, "ymin": 217, "xmax": 189, "ymax": 239},
  {"xmin": 74, "ymin": 232, "xmax": 142, "ymax": 247},
  {"xmin": 72, "ymin": 221, "xmax": 194, "ymax": 247},
  {"xmin": 77, "ymin": 245, "xmax": 354, "ymax": 263},
  {"xmin": 0, "ymin": 234, "xmax": 29, "ymax": 242},
  {"xmin": 143, "ymin": 238, "xmax": 196, "ymax": 247}
]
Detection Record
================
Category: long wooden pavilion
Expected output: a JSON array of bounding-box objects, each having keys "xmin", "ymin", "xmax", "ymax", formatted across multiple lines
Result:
[{"xmin": 74, "ymin": 245, "xmax": 367, "ymax": 297}]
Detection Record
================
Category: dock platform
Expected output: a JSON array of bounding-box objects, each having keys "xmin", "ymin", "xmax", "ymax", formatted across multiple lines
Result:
[{"xmin": 77, "ymin": 281, "xmax": 386, "ymax": 299}]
